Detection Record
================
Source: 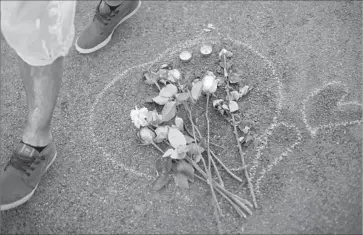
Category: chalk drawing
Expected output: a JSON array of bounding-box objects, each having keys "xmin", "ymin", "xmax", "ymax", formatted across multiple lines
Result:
[
  {"xmin": 230, "ymin": 117, "xmax": 302, "ymax": 196},
  {"xmin": 88, "ymin": 25, "xmax": 362, "ymax": 200},
  {"xmin": 88, "ymin": 27, "xmax": 285, "ymax": 183},
  {"xmin": 301, "ymin": 81, "xmax": 362, "ymax": 138},
  {"xmin": 89, "ymin": 30, "xmax": 218, "ymax": 180},
  {"xmin": 253, "ymin": 121, "xmax": 302, "ymax": 196}
]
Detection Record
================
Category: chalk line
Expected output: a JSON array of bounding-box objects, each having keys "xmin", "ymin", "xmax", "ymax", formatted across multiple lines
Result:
[
  {"xmin": 230, "ymin": 119, "xmax": 302, "ymax": 196},
  {"xmin": 225, "ymin": 34, "xmax": 284, "ymax": 115},
  {"xmin": 88, "ymin": 28, "xmax": 281, "ymax": 181},
  {"xmin": 88, "ymin": 31, "xmax": 217, "ymax": 180},
  {"xmin": 254, "ymin": 121, "xmax": 302, "ymax": 196},
  {"xmin": 301, "ymin": 81, "xmax": 363, "ymax": 138}
]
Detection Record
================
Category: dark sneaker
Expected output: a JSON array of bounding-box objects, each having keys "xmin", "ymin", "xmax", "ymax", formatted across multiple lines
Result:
[
  {"xmin": 0, "ymin": 142, "xmax": 57, "ymax": 211},
  {"xmin": 75, "ymin": 0, "xmax": 142, "ymax": 54}
]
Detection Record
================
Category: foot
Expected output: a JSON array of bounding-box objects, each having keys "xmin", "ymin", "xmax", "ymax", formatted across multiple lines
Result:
[
  {"xmin": 75, "ymin": 0, "xmax": 141, "ymax": 54},
  {"xmin": 0, "ymin": 142, "xmax": 57, "ymax": 211}
]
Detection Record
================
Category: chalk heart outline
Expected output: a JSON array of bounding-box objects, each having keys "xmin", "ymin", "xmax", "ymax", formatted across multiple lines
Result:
[
  {"xmin": 247, "ymin": 119, "xmax": 302, "ymax": 197},
  {"xmin": 301, "ymin": 81, "xmax": 363, "ymax": 138},
  {"xmin": 89, "ymin": 30, "xmax": 285, "ymax": 182}
]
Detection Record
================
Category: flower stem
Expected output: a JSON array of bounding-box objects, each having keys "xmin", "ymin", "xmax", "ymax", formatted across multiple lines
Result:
[
  {"xmin": 214, "ymin": 186, "xmax": 247, "ymax": 219},
  {"xmin": 210, "ymin": 150, "xmax": 244, "ymax": 183},
  {"xmin": 223, "ymin": 54, "xmax": 257, "ymax": 209},
  {"xmin": 205, "ymin": 94, "xmax": 223, "ymax": 216},
  {"xmin": 231, "ymin": 113, "xmax": 257, "ymax": 209},
  {"xmin": 151, "ymin": 141, "xmax": 164, "ymax": 154},
  {"xmin": 211, "ymin": 156, "xmax": 224, "ymax": 187},
  {"xmin": 183, "ymin": 107, "xmax": 244, "ymax": 184},
  {"xmin": 194, "ymin": 173, "xmax": 248, "ymax": 218}
]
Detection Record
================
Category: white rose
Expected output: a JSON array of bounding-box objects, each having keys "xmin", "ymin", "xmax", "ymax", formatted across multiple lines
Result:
[
  {"xmin": 202, "ymin": 74, "xmax": 218, "ymax": 93},
  {"xmin": 130, "ymin": 106, "xmax": 149, "ymax": 129}
]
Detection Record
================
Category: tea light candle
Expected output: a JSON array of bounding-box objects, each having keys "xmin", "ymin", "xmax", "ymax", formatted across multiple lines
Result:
[
  {"xmin": 200, "ymin": 45, "xmax": 212, "ymax": 57},
  {"xmin": 179, "ymin": 51, "xmax": 192, "ymax": 62}
]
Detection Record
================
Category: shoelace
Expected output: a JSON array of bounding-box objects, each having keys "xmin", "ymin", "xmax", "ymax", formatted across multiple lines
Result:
[
  {"xmin": 7, "ymin": 153, "xmax": 45, "ymax": 176},
  {"xmin": 94, "ymin": 3, "xmax": 119, "ymax": 26}
]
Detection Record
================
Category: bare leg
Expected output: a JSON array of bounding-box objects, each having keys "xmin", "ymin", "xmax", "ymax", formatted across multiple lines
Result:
[
  {"xmin": 105, "ymin": 0, "xmax": 124, "ymax": 6},
  {"xmin": 19, "ymin": 55, "xmax": 64, "ymax": 147}
]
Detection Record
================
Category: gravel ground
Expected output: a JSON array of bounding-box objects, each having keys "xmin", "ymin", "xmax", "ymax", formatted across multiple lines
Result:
[{"xmin": 1, "ymin": 1, "xmax": 362, "ymax": 234}]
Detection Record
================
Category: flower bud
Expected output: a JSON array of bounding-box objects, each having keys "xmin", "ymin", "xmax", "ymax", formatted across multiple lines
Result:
[
  {"xmin": 168, "ymin": 69, "xmax": 181, "ymax": 82},
  {"xmin": 138, "ymin": 127, "xmax": 156, "ymax": 144},
  {"xmin": 202, "ymin": 74, "xmax": 218, "ymax": 93}
]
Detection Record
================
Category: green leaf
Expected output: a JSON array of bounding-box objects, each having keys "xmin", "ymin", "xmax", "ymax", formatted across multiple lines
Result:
[
  {"xmin": 187, "ymin": 143, "xmax": 205, "ymax": 155},
  {"xmin": 217, "ymin": 76, "xmax": 226, "ymax": 86},
  {"xmin": 171, "ymin": 161, "xmax": 178, "ymax": 172},
  {"xmin": 153, "ymin": 96, "xmax": 170, "ymax": 105},
  {"xmin": 166, "ymin": 158, "xmax": 172, "ymax": 172},
  {"xmin": 168, "ymin": 127, "xmax": 187, "ymax": 148},
  {"xmin": 155, "ymin": 158, "xmax": 163, "ymax": 174},
  {"xmin": 176, "ymin": 93, "xmax": 190, "ymax": 102},
  {"xmin": 191, "ymin": 81, "xmax": 203, "ymax": 101},
  {"xmin": 174, "ymin": 173, "xmax": 189, "ymax": 189},
  {"xmin": 199, "ymin": 137, "xmax": 207, "ymax": 149},
  {"xmin": 244, "ymin": 134, "xmax": 253, "ymax": 146},
  {"xmin": 230, "ymin": 90, "xmax": 242, "ymax": 101},
  {"xmin": 239, "ymin": 85, "xmax": 251, "ymax": 97},
  {"xmin": 219, "ymin": 61, "xmax": 233, "ymax": 70},
  {"xmin": 161, "ymin": 101, "xmax": 177, "ymax": 122},
  {"xmin": 160, "ymin": 63, "xmax": 170, "ymax": 70},
  {"xmin": 154, "ymin": 125, "xmax": 169, "ymax": 143},
  {"xmin": 170, "ymin": 149, "xmax": 180, "ymax": 159},
  {"xmin": 152, "ymin": 173, "xmax": 171, "ymax": 191},
  {"xmin": 143, "ymin": 72, "xmax": 158, "ymax": 85},
  {"xmin": 157, "ymin": 69, "xmax": 168, "ymax": 79},
  {"xmin": 156, "ymin": 157, "xmax": 172, "ymax": 175},
  {"xmin": 176, "ymin": 160, "xmax": 195, "ymax": 182},
  {"xmin": 194, "ymin": 154, "xmax": 202, "ymax": 163},
  {"xmin": 213, "ymin": 99, "xmax": 224, "ymax": 108},
  {"xmin": 229, "ymin": 73, "xmax": 243, "ymax": 84},
  {"xmin": 238, "ymin": 120, "xmax": 255, "ymax": 132},
  {"xmin": 184, "ymin": 135, "xmax": 195, "ymax": 144},
  {"xmin": 175, "ymin": 145, "xmax": 189, "ymax": 159},
  {"xmin": 229, "ymin": 101, "xmax": 239, "ymax": 112},
  {"xmin": 159, "ymin": 84, "xmax": 178, "ymax": 98},
  {"xmin": 222, "ymin": 104, "xmax": 229, "ymax": 110},
  {"xmin": 218, "ymin": 48, "xmax": 233, "ymax": 59},
  {"xmin": 145, "ymin": 93, "xmax": 158, "ymax": 103},
  {"xmin": 146, "ymin": 110, "xmax": 161, "ymax": 122},
  {"xmin": 175, "ymin": 116, "xmax": 184, "ymax": 131},
  {"xmin": 162, "ymin": 148, "xmax": 174, "ymax": 158},
  {"xmin": 167, "ymin": 69, "xmax": 181, "ymax": 82}
]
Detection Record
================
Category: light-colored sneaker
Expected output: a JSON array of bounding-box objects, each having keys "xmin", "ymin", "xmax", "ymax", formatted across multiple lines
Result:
[
  {"xmin": 0, "ymin": 142, "xmax": 57, "ymax": 211},
  {"xmin": 75, "ymin": 0, "xmax": 141, "ymax": 54}
]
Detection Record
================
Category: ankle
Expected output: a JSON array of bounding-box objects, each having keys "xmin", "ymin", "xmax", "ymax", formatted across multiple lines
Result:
[
  {"xmin": 22, "ymin": 129, "xmax": 53, "ymax": 147},
  {"xmin": 105, "ymin": 0, "xmax": 124, "ymax": 7}
]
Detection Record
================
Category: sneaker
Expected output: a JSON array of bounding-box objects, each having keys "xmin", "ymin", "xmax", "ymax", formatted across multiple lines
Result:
[
  {"xmin": 75, "ymin": 0, "xmax": 142, "ymax": 54},
  {"xmin": 0, "ymin": 142, "xmax": 57, "ymax": 211}
]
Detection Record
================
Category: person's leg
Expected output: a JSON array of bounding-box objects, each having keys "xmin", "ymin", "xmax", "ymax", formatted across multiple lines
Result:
[
  {"xmin": 20, "ymin": 55, "xmax": 64, "ymax": 149},
  {"xmin": 0, "ymin": 1, "xmax": 76, "ymax": 211},
  {"xmin": 75, "ymin": 0, "xmax": 142, "ymax": 54},
  {"xmin": 105, "ymin": 0, "xmax": 124, "ymax": 6}
]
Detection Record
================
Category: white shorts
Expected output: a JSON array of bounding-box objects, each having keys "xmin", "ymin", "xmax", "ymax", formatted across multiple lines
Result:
[{"xmin": 1, "ymin": 1, "xmax": 77, "ymax": 66}]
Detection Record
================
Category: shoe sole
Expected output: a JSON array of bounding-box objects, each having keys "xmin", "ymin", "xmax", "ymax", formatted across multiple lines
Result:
[
  {"xmin": 0, "ymin": 151, "xmax": 57, "ymax": 211},
  {"xmin": 75, "ymin": 0, "xmax": 142, "ymax": 54}
]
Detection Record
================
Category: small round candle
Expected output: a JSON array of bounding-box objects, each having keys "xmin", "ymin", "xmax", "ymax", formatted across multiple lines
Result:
[
  {"xmin": 179, "ymin": 51, "xmax": 192, "ymax": 62},
  {"xmin": 200, "ymin": 45, "xmax": 213, "ymax": 57}
]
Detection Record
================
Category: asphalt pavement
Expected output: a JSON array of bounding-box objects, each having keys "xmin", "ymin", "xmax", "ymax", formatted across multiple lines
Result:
[{"xmin": 1, "ymin": 1, "xmax": 362, "ymax": 234}]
